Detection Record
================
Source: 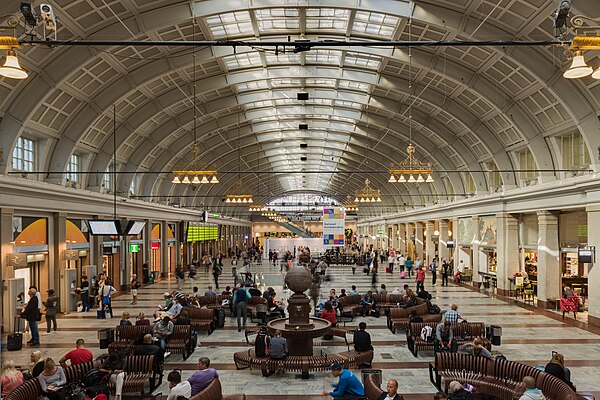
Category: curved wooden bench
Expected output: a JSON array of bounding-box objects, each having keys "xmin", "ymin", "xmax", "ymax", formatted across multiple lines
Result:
[
  {"xmin": 407, "ymin": 322, "xmax": 489, "ymax": 356},
  {"xmin": 167, "ymin": 324, "xmax": 194, "ymax": 360},
  {"xmin": 188, "ymin": 376, "xmax": 246, "ymax": 400},
  {"xmin": 428, "ymin": 353, "xmax": 577, "ymax": 400},
  {"xmin": 233, "ymin": 349, "xmax": 374, "ymax": 377},
  {"xmin": 387, "ymin": 300, "xmax": 441, "ymax": 333},
  {"xmin": 185, "ymin": 307, "xmax": 215, "ymax": 334},
  {"xmin": 108, "ymin": 324, "xmax": 152, "ymax": 355},
  {"xmin": 364, "ymin": 373, "xmax": 385, "ymax": 400},
  {"xmin": 4, "ymin": 378, "xmax": 41, "ymax": 400}
]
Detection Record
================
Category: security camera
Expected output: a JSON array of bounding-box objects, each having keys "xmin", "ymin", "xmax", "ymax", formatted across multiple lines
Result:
[
  {"xmin": 39, "ymin": 4, "xmax": 56, "ymax": 31},
  {"xmin": 554, "ymin": 0, "xmax": 571, "ymax": 29},
  {"xmin": 20, "ymin": 2, "xmax": 37, "ymax": 27}
]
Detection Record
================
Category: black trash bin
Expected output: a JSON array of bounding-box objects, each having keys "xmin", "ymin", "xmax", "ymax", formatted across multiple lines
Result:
[
  {"xmin": 361, "ymin": 369, "xmax": 382, "ymax": 386},
  {"xmin": 490, "ymin": 325, "xmax": 502, "ymax": 346},
  {"xmin": 98, "ymin": 328, "xmax": 114, "ymax": 349}
]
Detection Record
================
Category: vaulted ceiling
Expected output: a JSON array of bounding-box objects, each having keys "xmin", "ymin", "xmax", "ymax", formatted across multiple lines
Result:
[{"xmin": 1, "ymin": 0, "xmax": 599, "ymax": 217}]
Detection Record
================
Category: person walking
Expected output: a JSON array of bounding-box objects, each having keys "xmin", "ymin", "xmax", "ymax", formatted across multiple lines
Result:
[
  {"xmin": 130, "ymin": 274, "xmax": 140, "ymax": 305},
  {"xmin": 101, "ymin": 279, "xmax": 116, "ymax": 319},
  {"xmin": 188, "ymin": 262, "xmax": 197, "ymax": 288},
  {"xmin": 142, "ymin": 261, "xmax": 150, "ymax": 284},
  {"xmin": 398, "ymin": 253, "xmax": 406, "ymax": 273},
  {"xmin": 233, "ymin": 284, "xmax": 251, "ymax": 332},
  {"xmin": 430, "ymin": 259, "xmax": 438, "ymax": 286},
  {"xmin": 43, "ymin": 289, "xmax": 59, "ymax": 335},
  {"xmin": 23, "ymin": 286, "xmax": 41, "ymax": 346},
  {"xmin": 441, "ymin": 259, "xmax": 450, "ymax": 287},
  {"xmin": 80, "ymin": 276, "xmax": 90, "ymax": 312},
  {"xmin": 405, "ymin": 256, "xmax": 413, "ymax": 278},
  {"xmin": 212, "ymin": 263, "xmax": 222, "ymax": 290},
  {"xmin": 416, "ymin": 265, "xmax": 426, "ymax": 293}
]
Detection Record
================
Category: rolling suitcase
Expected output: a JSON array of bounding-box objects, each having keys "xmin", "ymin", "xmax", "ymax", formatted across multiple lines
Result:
[
  {"xmin": 7, "ymin": 318, "xmax": 23, "ymax": 351},
  {"xmin": 400, "ymin": 271, "xmax": 407, "ymax": 279},
  {"xmin": 214, "ymin": 308, "xmax": 225, "ymax": 328}
]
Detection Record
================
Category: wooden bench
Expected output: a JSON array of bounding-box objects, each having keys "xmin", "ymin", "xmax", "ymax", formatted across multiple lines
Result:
[
  {"xmin": 407, "ymin": 322, "xmax": 489, "ymax": 357},
  {"xmin": 387, "ymin": 301, "xmax": 442, "ymax": 333},
  {"xmin": 233, "ymin": 349, "xmax": 374, "ymax": 378},
  {"xmin": 189, "ymin": 377, "xmax": 246, "ymax": 400},
  {"xmin": 108, "ymin": 324, "xmax": 152, "ymax": 355},
  {"xmin": 4, "ymin": 379, "xmax": 41, "ymax": 400},
  {"xmin": 364, "ymin": 373, "xmax": 384, "ymax": 400},
  {"xmin": 329, "ymin": 326, "xmax": 356, "ymax": 350},
  {"xmin": 185, "ymin": 307, "xmax": 215, "ymax": 334},
  {"xmin": 428, "ymin": 353, "xmax": 577, "ymax": 400},
  {"xmin": 166, "ymin": 324, "xmax": 195, "ymax": 360}
]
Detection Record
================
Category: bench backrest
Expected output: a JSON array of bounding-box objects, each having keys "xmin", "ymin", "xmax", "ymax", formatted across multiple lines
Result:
[
  {"xmin": 116, "ymin": 324, "xmax": 151, "ymax": 341},
  {"xmin": 189, "ymin": 377, "xmax": 223, "ymax": 400},
  {"xmin": 389, "ymin": 302, "xmax": 428, "ymax": 319},
  {"xmin": 125, "ymin": 354, "xmax": 155, "ymax": 373},
  {"xmin": 491, "ymin": 358, "xmax": 541, "ymax": 384},
  {"xmin": 64, "ymin": 360, "xmax": 97, "ymax": 383},
  {"xmin": 4, "ymin": 379, "xmax": 41, "ymax": 400},
  {"xmin": 537, "ymin": 372, "xmax": 575, "ymax": 400},
  {"xmin": 338, "ymin": 295, "xmax": 361, "ymax": 308},
  {"xmin": 364, "ymin": 373, "xmax": 384, "ymax": 400},
  {"xmin": 247, "ymin": 296, "xmax": 267, "ymax": 305},
  {"xmin": 453, "ymin": 322, "xmax": 486, "ymax": 338},
  {"xmin": 172, "ymin": 324, "xmax": 191, "ymax": 340},
  {"xmin": 435, "ymin": 352, "xmax": 490, "ymax": 376},
  {"xmin": 408, "ymin": 321, "xmax": 441, "ymax": 338},
  {"xmin": 185, "ymin": 307, "xmax": 214, "ymax": 320}
]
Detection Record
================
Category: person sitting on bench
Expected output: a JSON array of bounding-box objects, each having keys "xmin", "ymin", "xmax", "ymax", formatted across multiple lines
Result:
[{"xmin": 360, "ymin": 291, "xmax": 377, "ymax": 317}]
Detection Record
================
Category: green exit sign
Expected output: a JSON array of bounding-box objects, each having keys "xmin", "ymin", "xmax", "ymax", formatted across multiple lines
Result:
[
  {"xmin": 213, "ymin": 213, "xmax": 221, "ymax": 218},
  {"xmin": 129, "ymin": 244, "xmax": 140, "ymax": 253},
  {"xmin": 377, "ymin": 230, "xmax": 384, "ymax": 234}
]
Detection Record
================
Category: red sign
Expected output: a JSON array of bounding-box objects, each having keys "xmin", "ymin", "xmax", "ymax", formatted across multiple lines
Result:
[{"xmin": 151, "ymin": 242, "xmax": 159, "ymax": 250}]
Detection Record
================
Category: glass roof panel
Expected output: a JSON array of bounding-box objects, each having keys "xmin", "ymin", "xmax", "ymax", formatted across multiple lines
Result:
[
  {"xmin": 306, "ymin": 8, "xmax": 350, "ymax": 31},
  {"xmin": 305, "ymin": 49, "xmax": 343, "ymax": 65},
  {"xmin": 255, "ymin": 8, "xmax": 300, "ymax": 31},
  {"xmin": 205, "ymin": 11, "xmax": 253, "ymax": 38},
  {"xmin": 344, "ymin": 52, "xmax": 382, "ymax": 70},
  {"xmin": 265, "ymin": 53, "xmax": 302, "ymax": 65},
  {"xmin": 352, "ymin": 10, "xmax": 399, "ymax": 38},
  {"xmin": 222, "ymin": 52, "xmax": 262, "ymax": 70},
  {"xmin": 235, "ymin": 80, "xmax": 269, "ymax": 92}
]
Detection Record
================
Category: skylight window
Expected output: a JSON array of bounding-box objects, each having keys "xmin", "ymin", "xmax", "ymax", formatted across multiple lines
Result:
[
  {"xmin": 352, "ymin": 11, "xmax": 399, "ymax": 38},
  {"xmin": 338, "ymin": 80, "xmax": 371, "ymax": 91},
  {"xmin": 344, "ymin": 52, "xmax": 382, "ymax": 70},
  {"xmin": 255, "ymin": 8, "xmax": 300, "ymax": 31},
  {"xmin": 306, "ymin": 8, "xmax": 349, "ymax": 31},
  {"xmin": 235, "ymin": 81, "xmax": 269, "ymax": 92},
  {"xmin": 305, "ymin": 49, "xmax": 343, "ymax": 65},
  {"xmin": 222, "ymin": 52, "xmax": 261, "ymax": 70},
  {"xmin": 205, "ymin": 11, "xmax": 253, "ymax": 38}
]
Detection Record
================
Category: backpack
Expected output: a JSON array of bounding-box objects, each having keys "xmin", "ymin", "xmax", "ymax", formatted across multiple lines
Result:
[
  {"xmin": 81, "ymin": 368, "xmax": 106, "ymax": 387},
  {"xmin": 421, "ymin": 325, "xmax": 433, "ymax": 342},
  {"xmin": 269, "ymin": 336, "xmax": 286, "ymax": 359},
  {"xmin": 420, "ymin": 325, "xmax": 433, "ymax": 342},
  {"xmin": 427, "ymin": 301, "xmax": 441, "ymax": 314}
]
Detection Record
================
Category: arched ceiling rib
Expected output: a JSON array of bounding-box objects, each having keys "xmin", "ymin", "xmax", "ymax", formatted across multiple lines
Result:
[{"xmin": 1, "ymin": 0, "xmax": 598, "ymax": 217}]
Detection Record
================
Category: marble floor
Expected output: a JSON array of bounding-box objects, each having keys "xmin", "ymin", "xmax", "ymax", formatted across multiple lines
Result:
[{"xmin": 3, "ymin": 262, "xmax": 600, "ymax": 399}]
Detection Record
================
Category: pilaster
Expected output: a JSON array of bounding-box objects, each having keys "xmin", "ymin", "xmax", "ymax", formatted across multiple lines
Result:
[
  {"xmin": 425, "ymin": 220, "xmax": 435, "ymax": 264},
  {"xmin": 537, "ymin": 211, "xmax": 560, "ymax": 308},
  {"xmin": 161, "ymin": 221, "xmax": 169, "ymax": 277},
  {"xmin": 414, "ymin": 222, "xmax": 424, "ymax": 261},
  {"xmin": 496, "ymin": 213, "xmax": 519, "ymax": 296},
  {"xmin": 439, "ymin": 219, "xmax": 449, "ymax": 261},
  {"xmin": 587, "ymin": 206, "xmax": 600, "ymax": 327},
  {"xmin": 471, "ymin": 216, "xmax": 481, "ymax": 286}
]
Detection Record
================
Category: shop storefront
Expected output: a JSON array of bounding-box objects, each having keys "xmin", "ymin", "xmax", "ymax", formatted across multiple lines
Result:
[
  {"xmin": 11, "ymin": 217, "xmax": 50, "ymax": 294},
  {"xmin": 478, "ymin": 216, "xmax": 497, "ymax": 274},
  {"xmin": 457, "ymin": 217, "xmax": 474, "ymax": 270},
  {"xmin": 559, "ymin": 210, "xmax": 589, "ymax": 297}
]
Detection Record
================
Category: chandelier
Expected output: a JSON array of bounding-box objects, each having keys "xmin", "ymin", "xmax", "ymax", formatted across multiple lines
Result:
[
  {"xmin": 343, "ymin": 195, "xmax": 359, "ymax": 212},
  {"xmin": 0, "ymin": 27, "xmax": 28, "ymax": 80},
  {"xmin": 225, "ymin": 180, "xmax": 254, "ymax": 204},
  {"xmin": 563, "ymin": 14, "xmax": 600, "ymax": 79},
  {"xmin": 249, "ymin": 206, "xmax": 264, "ymax": 212},
  {"xmin": 388, "ymin": 144, "xmax": 434, "ymax": 184},
  {"xmin": 354, "ymin": 179, "xmax": 382, "ymax": 203},
  {"xmin": 171, "ymin": 145, "xmax": 219, "ymax": 184}
]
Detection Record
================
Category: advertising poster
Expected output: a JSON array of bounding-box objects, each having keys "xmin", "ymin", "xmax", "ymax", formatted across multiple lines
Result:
[{"xmin": 323, "ymin": 208, "xmax": 345, "ymax": 247}]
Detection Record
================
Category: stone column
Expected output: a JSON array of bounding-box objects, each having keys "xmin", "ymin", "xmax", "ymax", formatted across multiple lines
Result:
[
  {"xmin": 425, "ymin": 221, "xmax": 435, "ymax": 264},
  {"xmin": 391, "ymin": 224, "xmax": 398, "ymax": 251},
  {"xmin": 175, "ymin": 222, "xmax": 182, "ymax": 268},
  {"xmin": 401, "ymin": 223, "xmax": 408, "ymax": 255},
  {"xmin": 496, "ymin": 213, "xmax": 519, "ymax": 296},
  {"xmin": 471, "ymin": 216, "xmax": 481, "ymax": 286},
  {"xmin": 537, "ymin": 211, "xmax": 560, "ymax": 309},
  {"xmin": 161, "ymin": 221, "xmax": 169, "ymax": 277},
  {"xmin": 415, "ymin": 222, "xmax": 424, "ymax": 262},
  {"xmin": 143, "ymin": 219, "xmax": 152, "ymax": 273},
  {"xmin": 122, "ymin": 235, "xmax": 130, "ymax": 291},
  {"xmin": 587, "ymin": 206, "xmax": 600, "ymax": 327},
  {"xmin": 439, "ymin": 219, "xmax": 449, "ymax": 261},
  {"xmin": 0, "ymin": 208, "xmax": 14, "ymax": 280},
  {"xmin": 52, "ymin": 213, "xmax": 67, "ymax": 311},
  {"xmin": 451, "ymin": 218, "xmax": 459, "ymax": 265}
]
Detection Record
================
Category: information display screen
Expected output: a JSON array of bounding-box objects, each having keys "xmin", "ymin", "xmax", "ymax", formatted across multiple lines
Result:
[
  {"xmin": 87, "ymin": 220, "xmax": 120, "ymax": 235},
  {"xmin": 578, "ymin": 248, "xmax": 594, "ymax": 263},
  {"xmin": 125, "ymin": 221, "xmax": 146, "ymax": 236},
  {"xmin": 186, "ymin": 223, "xmax": 218, "ymax": 242}
]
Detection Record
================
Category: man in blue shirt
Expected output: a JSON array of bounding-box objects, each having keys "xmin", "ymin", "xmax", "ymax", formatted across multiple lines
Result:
[{"xmin": 322, "ymin": 362, "xmax": 364, "ymax": 399}]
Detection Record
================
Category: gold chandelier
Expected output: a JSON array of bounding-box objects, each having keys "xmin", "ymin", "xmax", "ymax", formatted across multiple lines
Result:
[
  {"xmin": 171, "ymin": 145, "xmax": 219, "ymax": 184},
  {"xmin": 344, "ymin": 195, "xmax": 359, "ymax": 211},
  {"xmin": 0, "ymin": 28, "xmax": 28, "ymax": 80},
  {"xmin": 563, "ymin": 15, "xmax": 600, "ymax": 79},
  {"xmin": 388, "ymin": 144, "xmax": 434, "ymax": 183},
  {"xmin": 225, "ymin": 180, "xmax": 254, "ymax": 204},
  {"xmin": 354, "ymin": 179, "xmax": 382, "ymax": 203}
]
